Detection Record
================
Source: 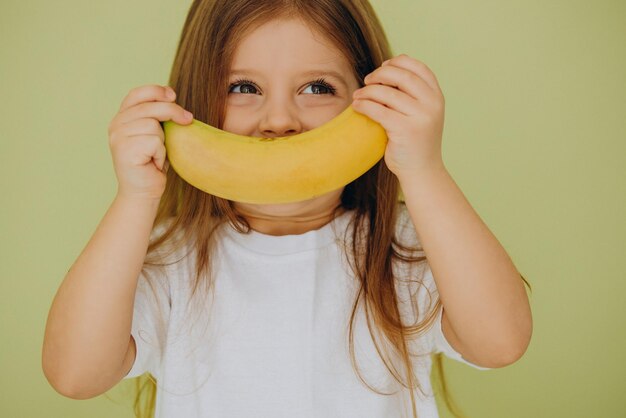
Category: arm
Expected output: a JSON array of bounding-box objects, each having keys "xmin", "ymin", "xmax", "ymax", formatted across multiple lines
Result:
[
  {"xmin": 42, "ymin": 194, "xmax": 159, "ymax": 399},
  {"xmin": 349, "ymin": 53, "xmax": 531, "ymax": 367},
  {"xmin": 399, "ymin": 165, "xmax": 532, "ymax": 368}
]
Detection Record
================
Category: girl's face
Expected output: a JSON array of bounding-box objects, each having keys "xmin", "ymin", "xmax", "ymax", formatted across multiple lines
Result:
[{"xmin": 224, "ymin": 17, "xmax": 361, "ymax": 220}]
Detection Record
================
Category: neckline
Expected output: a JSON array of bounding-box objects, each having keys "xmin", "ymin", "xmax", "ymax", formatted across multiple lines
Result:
[{"xmin": 220, "ymin": 208, "xmax": 355, "ymax": 255}]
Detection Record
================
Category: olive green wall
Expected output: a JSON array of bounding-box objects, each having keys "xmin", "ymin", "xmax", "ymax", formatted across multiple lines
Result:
[{"xmin": 2, "ymin": 0, "xmax": 624, "ymax": 417}]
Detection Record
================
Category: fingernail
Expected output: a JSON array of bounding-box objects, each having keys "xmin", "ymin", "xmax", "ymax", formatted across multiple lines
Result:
[
  {"xmin": 185, "ymin": 111, "xmax": 193, "ymax": 119},
  {"xmin": 167, "ymin": 87, "xmax": 176, "ymax": 99}
]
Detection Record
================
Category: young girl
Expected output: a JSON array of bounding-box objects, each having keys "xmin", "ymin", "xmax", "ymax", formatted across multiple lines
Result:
[{"xmin": 42, "ymin": 1, "xmax": 532, "ymax": 417}]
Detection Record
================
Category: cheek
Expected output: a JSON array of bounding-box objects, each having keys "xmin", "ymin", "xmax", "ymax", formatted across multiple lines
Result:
[
  {"xmin": 298, "ymin": 94, "xmax": 340, "ymax": 104},
  {"xmin": 305, "ymin": 105, "xmax": 351, "ymax": 128},
  {"xmin": 222, "ymin": 107, "xmax": 256, "ymax": 135},
  {"xmin": 226, "ymin": 94, "xmax": 260, "ymax": 107}
]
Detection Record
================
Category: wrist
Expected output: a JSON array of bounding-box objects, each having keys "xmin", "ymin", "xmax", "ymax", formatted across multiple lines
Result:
[
  {"xmin": 395, "ymin": 161, "xmax": 448, "ymax": 185},
  {"xmin": 115, "ymin": 192, "xmax": 162, "ymax": 210}
]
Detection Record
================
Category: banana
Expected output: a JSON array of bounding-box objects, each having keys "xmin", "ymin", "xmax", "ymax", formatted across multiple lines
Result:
[{"xmin": 162, "ymin": 105, "xmax": 388, "ymax": 204}]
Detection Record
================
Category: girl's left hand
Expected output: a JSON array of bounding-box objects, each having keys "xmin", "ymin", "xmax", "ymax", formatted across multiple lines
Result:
[{"xmin": 351, "ymin": 54, "xmax": 446, "ymax": 179}]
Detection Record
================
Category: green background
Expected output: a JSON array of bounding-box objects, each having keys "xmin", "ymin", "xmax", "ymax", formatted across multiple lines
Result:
[{"xmin": 2, "ymin": 0, "xmax": 624, "ymax": 416}]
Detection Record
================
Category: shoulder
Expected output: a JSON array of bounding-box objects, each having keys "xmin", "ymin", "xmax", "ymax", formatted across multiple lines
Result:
[
  {"xmin": 141, "ymin": 218, "xmax": 193, "ymax": 293},
  {"xmin": 394, "ymin": 201, "xmax": 414, "ymax": 234},
  {"xmin": 391, "ymin": 201, "xmax": 438, "ymax": 320},
  {"xmin": 149, "ymin": 217, "xmax": 178, "ymax": 244},
  {"xmin": 148, "ymin": 217, "xmax": 193, "ymax": 263},
  {"xmin": 392, "ymin": 201, "xmax": 424, "ymax": 255}
]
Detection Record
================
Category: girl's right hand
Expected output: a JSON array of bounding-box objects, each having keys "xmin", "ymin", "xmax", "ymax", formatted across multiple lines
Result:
[{"xmin": 108, "ymin": 84, "xmax": 194, "ymax": 201}]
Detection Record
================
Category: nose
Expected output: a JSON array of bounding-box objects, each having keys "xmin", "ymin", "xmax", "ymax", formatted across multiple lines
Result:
[{"xmin": 258, "ymin": 100, "xmax": 302, "ymax": 138}]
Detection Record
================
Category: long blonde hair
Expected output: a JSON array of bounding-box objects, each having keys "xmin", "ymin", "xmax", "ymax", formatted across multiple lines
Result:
[{"xmin": 119, "ymin": 1, "xmax": 532, "ymax": 417}]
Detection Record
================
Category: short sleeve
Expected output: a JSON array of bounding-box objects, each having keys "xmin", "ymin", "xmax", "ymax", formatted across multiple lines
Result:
[
  {"xmin": 124, "ymin": 268, "xmax": 171, "ymax": 379},
  {"xmin": 430, "ymin": 303, "xmax": 492, "ymax": 371},
  {"xmin": 416, "ymin": 264, "xmax": 492, "ymax": 371},
  {"xmin": 393, "ymin": 203, "xmax": 492, "ymax": 371}
]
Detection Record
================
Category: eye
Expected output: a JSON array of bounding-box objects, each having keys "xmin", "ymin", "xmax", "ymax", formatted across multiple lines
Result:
[
  {"xmin": 303, "ymin": 78, "xmax": 337, "ymax": 95},
  {"xmin": 227, "ymin": 77, "xmax": 337, "ymax": 95},
  {"xmin": 228, "ymin": 78, "xmax": 259, "ymax": 95}
]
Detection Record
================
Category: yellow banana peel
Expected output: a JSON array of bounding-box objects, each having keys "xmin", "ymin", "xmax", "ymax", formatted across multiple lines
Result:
[{"xmin": 163, "ymin": 105, "xmax": 388, "ymax": 204}]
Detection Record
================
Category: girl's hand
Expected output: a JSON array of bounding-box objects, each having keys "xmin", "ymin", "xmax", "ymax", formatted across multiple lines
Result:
[
  {"xmin": 351, "ymin": 54, "xmax": 446, "ymax": 179},
  {"xmin": 107, "ymin": 84, "xmax": 193, "ymax": 201}
]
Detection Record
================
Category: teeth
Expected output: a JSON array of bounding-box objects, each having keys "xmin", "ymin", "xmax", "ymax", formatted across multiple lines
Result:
[{"xmin": 163, "ymin": 105, "xmax": 388, "ymax": 204}]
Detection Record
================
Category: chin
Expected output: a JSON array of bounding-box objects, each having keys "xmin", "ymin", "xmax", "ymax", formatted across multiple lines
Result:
[
  {"xmin": 236, "ymin": 200, "xmax": 309, "ymax": 214},
  {"xmin": 234, "ymin": 189, "xmax": 343, "ymax": 216}
]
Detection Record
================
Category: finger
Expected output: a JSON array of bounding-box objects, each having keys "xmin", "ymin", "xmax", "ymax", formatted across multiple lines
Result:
[
  {"xmin": 125, "ymin": 135, "xmax": 165, "ymax": 167},
  {"xmin": 153, "ymin": 139, "xmax": 167, "ymax": 172},
  {"xmin": 119, "ymin": 84, "xmax": 176, "ymax": 113},
  {"xmin": 116, "ymin": 118, "xmax": 165, "ymax": 141},
  {"xmin": 117, "ymin": 101, "xmax": 193, "ymax": 126},
  {"xmin": 364, "ymin": 65, "xmax": 436, "ymax": 103},
  {"xmin": 109, "ymin": 119, "xmax": 163, "ymax": 149},
  {"xmin": 352, "ymin": 84, "xmax": 417, "ymax": 116},
  {"xmin": 382, "ymin": 54, "xmax": 443, "ymax": 93},
  {"xmin": 351, "ymin": 97, "xmax": 403, "ymax": 133}
]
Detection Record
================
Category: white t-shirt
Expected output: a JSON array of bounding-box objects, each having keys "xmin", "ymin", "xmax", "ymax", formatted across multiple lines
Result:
[{"xmin": 124, "ymin": 202, "xmax": 491, "ymax": 418}]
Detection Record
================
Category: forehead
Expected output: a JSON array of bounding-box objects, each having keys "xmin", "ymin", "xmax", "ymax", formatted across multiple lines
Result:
[{"xmin": 229, "ymin": 18, "xmax": 351, "ymax": 80}]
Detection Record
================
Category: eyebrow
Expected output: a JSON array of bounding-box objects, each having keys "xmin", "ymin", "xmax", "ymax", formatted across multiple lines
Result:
[{"xmin": 229, "ymin": 68, "xmax": 348, "ymax": 88}]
